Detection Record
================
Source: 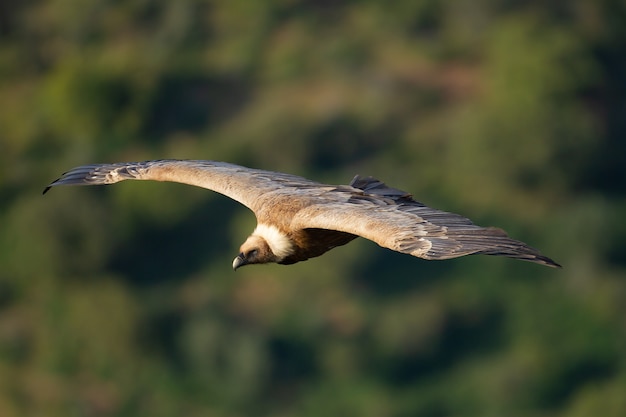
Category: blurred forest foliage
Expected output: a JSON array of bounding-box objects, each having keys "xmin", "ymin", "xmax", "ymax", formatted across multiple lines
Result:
[{"xmin": 1, "ymin": 0, "xmax": 625, "ymax": 416}]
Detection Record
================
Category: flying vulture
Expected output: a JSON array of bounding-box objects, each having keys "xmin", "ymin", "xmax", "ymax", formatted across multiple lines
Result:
[{"xmin": 44, "ymin": 159, "xmax": 561, "ymax": 269}]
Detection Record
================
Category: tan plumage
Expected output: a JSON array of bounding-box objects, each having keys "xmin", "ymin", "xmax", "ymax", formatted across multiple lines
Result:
[{"xmin": 44, "ymin": 159, "xmax": 561, "ymax": 269}]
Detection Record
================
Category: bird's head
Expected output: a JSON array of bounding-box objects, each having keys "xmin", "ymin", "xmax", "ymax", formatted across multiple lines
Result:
[
  {"xmin": 233, "ymin": 235, "xmax": 278, "ymax": 270},
  {"xmin": 233, "ymin": 224, "xmax": 295, "ymax": 270}
]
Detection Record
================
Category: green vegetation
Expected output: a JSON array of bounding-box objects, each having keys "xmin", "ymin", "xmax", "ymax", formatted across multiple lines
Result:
[{"xmin": 1, "ymin": 1, "xmax": 625, "ymax": 416}]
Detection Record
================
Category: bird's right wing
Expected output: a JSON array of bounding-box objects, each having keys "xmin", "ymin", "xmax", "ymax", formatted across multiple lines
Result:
[{"xmin": 43, "ymin": 159, "xmax": 320, "ymax": 212}]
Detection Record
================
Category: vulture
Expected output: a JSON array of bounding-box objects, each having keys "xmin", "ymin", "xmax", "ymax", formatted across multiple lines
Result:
[{"xmin": 44, "ymin": 159, "xmax": 561, "ymax": 269}]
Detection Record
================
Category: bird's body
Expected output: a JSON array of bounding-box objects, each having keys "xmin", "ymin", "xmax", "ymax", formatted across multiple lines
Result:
[{"xmin": 44, "ymin": 159, "xmax": 561, "ymax": 269}]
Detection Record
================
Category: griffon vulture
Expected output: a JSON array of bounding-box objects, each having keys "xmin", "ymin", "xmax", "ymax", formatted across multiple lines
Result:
[{"xmin": 44, "ymin": 160, "xmax": 561, "ymax": 269}]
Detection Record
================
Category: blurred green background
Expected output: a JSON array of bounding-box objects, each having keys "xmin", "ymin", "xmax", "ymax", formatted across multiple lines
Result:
[{"xmin": 1, "ymin": 1, "xmax": 625, "ymax": 416}]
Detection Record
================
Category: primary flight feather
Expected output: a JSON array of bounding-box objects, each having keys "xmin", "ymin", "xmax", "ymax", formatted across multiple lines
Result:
[{"xmin": 44, "ymin": 159, "xmax": 561, "ymax": 269}]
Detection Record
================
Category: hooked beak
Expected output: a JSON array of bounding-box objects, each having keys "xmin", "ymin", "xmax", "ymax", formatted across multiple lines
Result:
[{"xmin": 232, "ymin": 253, "xmax": 247, "ymax": 271}]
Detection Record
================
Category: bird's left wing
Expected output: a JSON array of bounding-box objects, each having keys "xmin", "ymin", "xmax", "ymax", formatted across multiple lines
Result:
[
  {"xmin": 43, "ymin": 159, "xmax": 319, "ymax": 212},
  {"xmin": 291, "ymin": 177, "xmax": 560, "ymax": 267}
]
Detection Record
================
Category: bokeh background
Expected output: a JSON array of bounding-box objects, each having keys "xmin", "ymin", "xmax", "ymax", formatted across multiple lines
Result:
[{"xmin": 1, "ymin": 1, "xmax": 625, "ymax": 416}]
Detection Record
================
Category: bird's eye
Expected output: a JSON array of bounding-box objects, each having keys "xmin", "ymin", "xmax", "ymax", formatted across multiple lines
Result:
[{"xmin": 247, "ymin": 249, "xmax": 258, "ymax": 258}]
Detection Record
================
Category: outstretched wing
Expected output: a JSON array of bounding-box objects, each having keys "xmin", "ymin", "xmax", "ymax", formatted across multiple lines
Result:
[
  {"xmin": 293, "ymin": 176, "xmax": 561, "ymax": 267},
  {"xmin": 43, "ymin": 159, "xmax": 320, "ymax": 212}
]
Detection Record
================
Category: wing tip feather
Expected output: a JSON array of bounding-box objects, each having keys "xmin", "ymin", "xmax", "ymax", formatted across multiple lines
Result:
[{"xmin": 530, "ymin": 255, "xmax": 562, "ymax": 268}]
